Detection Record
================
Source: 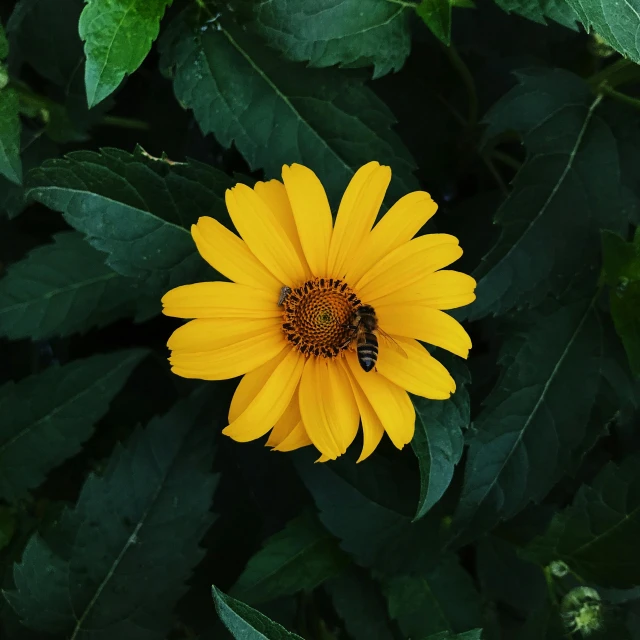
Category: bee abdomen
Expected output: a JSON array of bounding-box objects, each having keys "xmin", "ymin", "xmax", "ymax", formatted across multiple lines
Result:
[{"xmin": 357, "ymin": 332, "xmax": 378, "ymax": 372}]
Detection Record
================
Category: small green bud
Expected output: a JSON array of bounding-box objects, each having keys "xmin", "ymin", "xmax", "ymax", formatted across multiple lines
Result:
[
  {"xmin": 548, "ymin": 560, "xmax": 570, "ymax": 578},
  {"xmin": 561, "ymin": 587, "xmax": 603, "ymax": 636}
]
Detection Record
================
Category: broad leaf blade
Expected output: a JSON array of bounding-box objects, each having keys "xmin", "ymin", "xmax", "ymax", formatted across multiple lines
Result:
[
  {"xmin": 385, "ymin": 554, "xmax": 483, "ymax": 637},
  {"xmin": 159, "ymin": 13, "xmax": 417, "ymax": 206},
  {"xmin": 0, "ymin": 88, "xmax": 22, "ymax": 185},
  {"xmin": 412, "ymin": 358, "xmax": 470, "ymax": 520},
  {"xmin": 526, "ymin": 452, "xmax": 640, "ymax": 588},
  {"xmin": 231, "ymin": 511, "xmax": 347, "ymax": 604},
  {"xmin": 492, "ymin": 0, "xmax": 579, "ymax": 29},
  {"xmin": 416, "ymin": 0, "xmax": 452, "ymax": 45},
  {"xmin": 0, "ymin": 349, "xmax": 146, "ymax": 502},
  {"xmin": 566, "ymin": 0, "xmax": 640, "ymax": 63},
  {"xmin": 296, "ymin": 453, "xmax": 444, "ymax": 575},
  {"xmin": 470, "ymin": 69, "xmax": 631, "ymax": 319},
  {"xmin": 602, "ymin": 230, "xmax": 640, "ymax": 376},
  {"xmin": 452, "ymin": 299, "xmax": 604, "ymax": 544},
  {"xmin": 6, "ymin": 391, "xmax": 219, "ymax": 639},
  {"xmin": 79, "ymin": 0, "xmax": 173, "ymax": 107},
  {"xmin": 326, "ymin": 570, "xmax": 395, "ymax": 640},
  {"xmin": 26, "ymin": 147, "xmax": 234, "ymax": 293},
  {"xmin": 0, "ymin": 232, "xmax": 158, "ymax": 340},
  {"xmin": 251, "ymin": 0, "xmax": 410, "ymax": 78},
  {"xmin": 212, "ymin": 586, "xmax": 304, "ymax": 640}
]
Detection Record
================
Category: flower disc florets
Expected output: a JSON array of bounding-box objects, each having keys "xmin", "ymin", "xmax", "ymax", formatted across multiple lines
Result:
[{"xmin": 281, "ymin": 278, "xmax": 362, "ymax": 358}]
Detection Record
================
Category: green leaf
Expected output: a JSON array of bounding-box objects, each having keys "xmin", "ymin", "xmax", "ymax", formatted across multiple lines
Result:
[
  {"xmin": 325, "ymin": 570, "xmax": 395, "ymax": 640},
  {"xmin": 0, "ymin": 349, "xmax": 146, "ymax": 503},
  {"xmin": 470, "ymin": 69, "xmax": 631, "ymax": 320},
  {"xmin": 26, "ymin": 147, "xmax": 234, "ymax": 294},
  {"xmin": 525, "ymin": 452, "xmax": 640, "ymax": 588},
  {"xmin": 475, "ymin": 536, "xmax": 546, "ymax": 616},
  {"xmin": 0, "ymin": 22, "xmax": 8, "ymax": 60},
  {"xmin": 452, "ymin": 298, "xmax": 604, "ymax": 544},
  {"xmin": 602, "ymin": 230, "xmax": 640, "ymax": 375},
  {"xmin": 79, "ymin": 0, "xmax": 173, "ymax": 107},
  {"xmin": 159, "ymin": 13, "xmax": 417, "ymax": 206},
  {"xmin": 416, "ymin": 0, "xmax": 452, "ymax": 45},
  {"xmin": 566, "ymin": 0, "xmax": 640, "ymax": 63},
  {"xmin": 385, "ymin": 554, "xmax": 483, "ymax": 637},
  {"xmin": 0, "ymin": 506, "xmax": 16, "ymax": 552},
  {"xmin": 0, "ymin": 88, "xmax": 22, "ymax": 184},
  {"xmin": 212, "ymin": 586, "xmax": 304, "ymax": 640},
  {"xmin": 412, "ymin": 358, "xmax": 470, "ymax": 520},
  {"xmin": 424, "ymin": 631, "xmax": 483, "ymax": 640},
  {"xmin": 8, "ymin": 0, "xmax": 114, "ymax": 137},
  {"xmin": 251, "ymin": 0, "xmax": 410, "ymax": 78},
  {"xmin": 6, "ymin": 391, "xmax": 219, "ymax": 638},
  {"xmin": 0, "ymin": 232, "xmax": 159, "ymax": 340},
  {"xmin": 491, "ymin": 0, "xmax": 579, "ymax": 29},
  {"xmin": 296, "ymin": 453, "xmax": 444, "ymax": 575},
  {"xmin": 231, "ymin": 511, "xmax": 347, "ymax": 604}
]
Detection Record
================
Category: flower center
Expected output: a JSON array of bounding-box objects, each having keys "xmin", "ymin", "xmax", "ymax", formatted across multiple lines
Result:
[{"xmin": 281, "ymin": 278, "xmax": 362, "ymax": 358}]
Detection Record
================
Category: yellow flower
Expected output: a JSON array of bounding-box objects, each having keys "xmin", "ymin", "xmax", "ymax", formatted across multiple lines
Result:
[{"xmin": 162, "ymin": 162, "xmax": 476, "ymax": 462}]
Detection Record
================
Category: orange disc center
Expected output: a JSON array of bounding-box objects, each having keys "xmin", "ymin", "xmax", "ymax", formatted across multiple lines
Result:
[{"xmin": 282, "ymin": 278, "xmax": 361, "ymax": 357}]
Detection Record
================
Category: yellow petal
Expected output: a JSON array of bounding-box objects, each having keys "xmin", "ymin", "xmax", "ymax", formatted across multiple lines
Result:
[
  {"xmin": 376, "ymin": 305, "xmax": 472, "ymax": 359},
  {"xmin": 282, "ymin": 164, "xmax": 333, "ymax": 276},
  {"xmin": 254, "ymin": 180, "xmax": 312, "ymax": 278},
  {"xmin": 373, "ymin": 270, "xmax": 476, "ymax": 310},
  {"xmin": 356, "ymin": 234, "xmax": 462, "ymax": 302},
  {"xmin": 273, "ymin": 422, "xmax": 313, "ymax": 452},
  {"xmin": 170, "ymin": 325, "xmax": 287, "ymax": 380},
  {"xmin": 168, "ymin": 317, "xmax": 280, "ymax": 352},
  {"xmin": 344, "ymin": 365, "xmax": 385, "ymax": 462},
  {"xmin": 162, "ymin": 282, "xmax": 281, "ymax": 319},
  {"xmin": 226, "ymin": 184, "xmax": 307, "ymax": 286},
  {"xmin": 191, "ymin": 217, "xmax": 283, "ymax": 291},
  {"xmin": 345, "ymin": 191, "xmax": 438, "ymax": 284},
  {"xmin": 298, "ymin": 357, "xmax": 359, "ymax": 460},
  {"xmin": 345, "ymin": 351, "xmax": 414, "ymax": 450},
  {"xmin": 327, "ymin": 162, "xmax": 390, "ymax": 279},
  {"xmin": 223, "ymin": 348, "xmax": 305, "ymax": 441},
  {"xmin": 377, "ymin": 337, "xmax": 455, "ymax": 400},
  {"xmin": 229, "ymin": 349, "xmax": 290, "ymax": 422},
  {"xmin": 266, "ymin": 387, "xmax": 302, "ymax": 446}
]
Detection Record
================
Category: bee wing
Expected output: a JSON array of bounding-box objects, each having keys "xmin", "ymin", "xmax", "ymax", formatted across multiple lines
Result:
[{"xmin": 377, "ymin": 328, "xmax": 408, "ymax": 358}]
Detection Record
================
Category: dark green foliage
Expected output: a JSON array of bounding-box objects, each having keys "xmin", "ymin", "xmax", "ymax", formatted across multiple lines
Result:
[
  {"xmin": 159, "ymin": 11, "xmax": 417, "ymax": 206},
  {"xmin": 602, "ymin": 230, "xmax": 640, "ymax": 375},
  {"xmin": 0, "ymin": 232, "xmax": 158, "ymax": 339},
  {"xmin": 0, "ymin": 349, "xmax": 146, "ymax": 502},
  {"xmin": 250, "ymin": 0, "xmax": 411, "ymax": 78},
  {"xmin": 385, "ymin": 554, "xmax": 484, "ymax": 637},
  {"xmin": 6, "ymin": 392, "xmax": 219, "ymax": 639},
  {"xmin": 27, "ymin": 147, "xmax": 234, "ymax": 293},
  {"xmin": 212, "ymin": 586, "xmax": 304, "ymax": 639},
  {"xmin": 470, "ymin": 69, "xmax": 632, "ymax": 319},
  {"xmin": 526, "ymin": 452, "xmax": 640, "ymax": 587},
  {"xmin": 412, "ymin": 358, "xmax": 470, "ymax": 519},
  {"xmin": 231, "ymin": 511, "xmax": 347, "ymax": 604},
  {"xmin": 3, "ymin": 0, "xmax": 640, "ymax": 638}
]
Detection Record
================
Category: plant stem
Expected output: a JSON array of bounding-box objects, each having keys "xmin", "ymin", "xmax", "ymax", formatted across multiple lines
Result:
[
  {"xmin": 588, "ymin": 58, "xmax": 640, "ymax": 89},
  {"xmin": 100, "ymin": 115, "xmax": 150, "ymax": 131},
  {"xmin": 491, "ymin": 149, "xmax": 522, "ymax": 171},
  {"xmin": 443, "ymin": 44, "xmax": 479, "ymax": 126},
  {"xmin": 598, "ymin": 83, "xmax": 640, "ymax": 111}
]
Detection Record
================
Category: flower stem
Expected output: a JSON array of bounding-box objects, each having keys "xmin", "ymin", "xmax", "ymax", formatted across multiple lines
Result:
[
  {"xmin": 442, "ymin": 44, "xmax": 479, "ymax": 126},
  {"xmin": 588, "ymin": 58, "xmax": 640, "ymax": 89},
  {"xmin": 597, "ymin": 82, "xmax": 640, "ymax": 112},
  {"xmin": 100, "ymin": 115, "xmax": 150, "ymax": 131}
]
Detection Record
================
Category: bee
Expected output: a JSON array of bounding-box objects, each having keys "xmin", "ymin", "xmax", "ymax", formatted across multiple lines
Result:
[
  {"xmin": 344, "ymin": 305, "xmax": 407, "ymax": 372},
  {"xmin": 277, "ymin": 286, "xmax": 292, "ymax": 306}
]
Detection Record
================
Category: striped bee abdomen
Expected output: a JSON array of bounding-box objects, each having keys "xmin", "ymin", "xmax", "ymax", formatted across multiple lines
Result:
[{"xmin": 357, "ymin": 331, "xmax": 378, "ymax": 372}]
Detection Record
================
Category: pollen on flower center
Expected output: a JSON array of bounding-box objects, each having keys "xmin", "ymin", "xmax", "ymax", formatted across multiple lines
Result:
[{"xmin": 281, "ymin": 278, "xmax": 362, "ymax": 358}]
